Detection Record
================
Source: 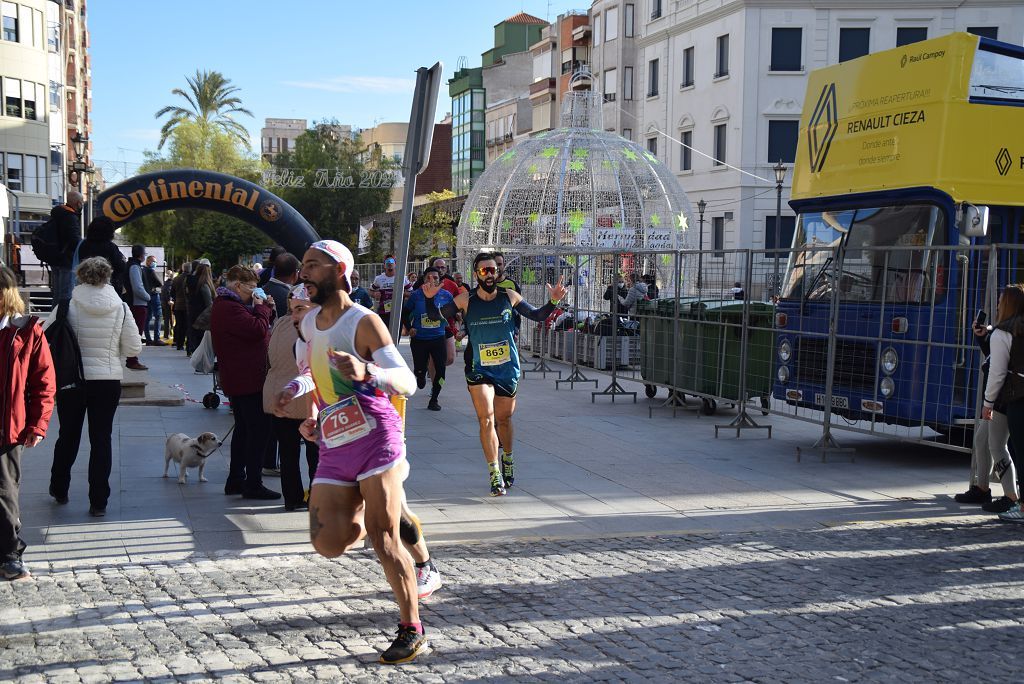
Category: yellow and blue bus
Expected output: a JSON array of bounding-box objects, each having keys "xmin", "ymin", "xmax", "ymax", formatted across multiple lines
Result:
[{"xmin": 774, "ymin": 32, "xmax": 1024, "ymax": 443}]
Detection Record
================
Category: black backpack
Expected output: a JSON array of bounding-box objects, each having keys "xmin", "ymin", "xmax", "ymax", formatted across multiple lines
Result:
[
  {"xmin": 30, "ymin": 218, "xmax": 64, "ymax": 266},
  {"xmin": 43, "ymin": 301, "xmax": 86, "ymax": 392}
]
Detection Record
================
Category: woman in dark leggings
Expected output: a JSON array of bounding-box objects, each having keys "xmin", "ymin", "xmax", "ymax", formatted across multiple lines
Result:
[{"xmin": 992, "ymin": 284, "xmax": 1024, "ymax": 522}]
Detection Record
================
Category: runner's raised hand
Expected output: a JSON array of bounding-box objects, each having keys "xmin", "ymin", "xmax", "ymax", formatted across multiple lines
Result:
[{"xmin": 546, "ymin": 276, "xmax": 568, "ymax": 303}]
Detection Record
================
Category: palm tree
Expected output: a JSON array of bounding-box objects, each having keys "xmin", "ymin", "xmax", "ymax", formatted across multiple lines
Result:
[{"xmin": 154, "ymin": 70, "xmax": 253, "ymax": 149}]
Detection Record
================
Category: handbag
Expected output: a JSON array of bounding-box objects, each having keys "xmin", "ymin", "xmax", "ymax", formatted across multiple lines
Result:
[
  {"xmin": 189, "ymin": 330, "xmax": 216, "ymax": 374},
  {"xmin": 193, "ymin": 304, "xmax": 213, "ymax": 331}
]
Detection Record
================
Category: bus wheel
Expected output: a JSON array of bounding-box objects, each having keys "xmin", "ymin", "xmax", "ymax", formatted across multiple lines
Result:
[{"xmin": 701, "ymin": 398, "xmax": 717, "ymax": 416}]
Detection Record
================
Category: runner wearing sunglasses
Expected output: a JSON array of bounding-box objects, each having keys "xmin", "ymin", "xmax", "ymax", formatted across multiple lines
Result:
[{"xmin": 421, "ymin": 252, "xmax": 567, "ymax": 496}]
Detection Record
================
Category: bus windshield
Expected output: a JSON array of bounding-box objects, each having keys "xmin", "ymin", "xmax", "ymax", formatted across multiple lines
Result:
[{"xmin": 781, "ymin": 203, "xmax": 947, "ymax": 303}]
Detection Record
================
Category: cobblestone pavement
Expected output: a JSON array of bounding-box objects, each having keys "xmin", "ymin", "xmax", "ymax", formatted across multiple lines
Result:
[{"xmin": 3, "ymin": 518, "xmax": 1023, "ymax": 682}]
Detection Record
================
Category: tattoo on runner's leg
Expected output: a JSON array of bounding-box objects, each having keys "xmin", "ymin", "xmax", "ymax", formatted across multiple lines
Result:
[{"xmin": 310, "ymin": 506, "xmax": 324, "ymax": 541}]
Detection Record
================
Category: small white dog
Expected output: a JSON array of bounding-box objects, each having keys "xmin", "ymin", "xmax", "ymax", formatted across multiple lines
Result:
[{"xmin": 164, "ymin": 432, "xmax": 219, "ymax": 484}]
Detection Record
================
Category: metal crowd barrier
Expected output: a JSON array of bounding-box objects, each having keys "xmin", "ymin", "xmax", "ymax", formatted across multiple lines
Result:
[{"xmin": 488, "ymin": 243, "xmax": 1007, "ymax": 456}]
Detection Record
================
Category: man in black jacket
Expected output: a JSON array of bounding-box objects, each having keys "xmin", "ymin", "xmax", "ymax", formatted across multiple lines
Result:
[
  {"xmin": 76, "ymin": 217, "xmax": 126, "ymax": 297},
  {"xmin": 49, "ymin": 191, "xmax": 84, "ymax": 303}
]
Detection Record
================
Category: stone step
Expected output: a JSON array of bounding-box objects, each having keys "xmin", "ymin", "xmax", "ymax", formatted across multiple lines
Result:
[{"xmin": 121, "ymin": 380, "xmax": 146, "ymax": 399}]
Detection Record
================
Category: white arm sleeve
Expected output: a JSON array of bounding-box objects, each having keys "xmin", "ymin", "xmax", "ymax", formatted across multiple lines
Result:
[
  {"xmin": 285, "ymin": 334, "xmax": 316, "ymax": 398},
  {"xmin": 366, "ymin": 343, "xmax": 417, "ymax": 397}
]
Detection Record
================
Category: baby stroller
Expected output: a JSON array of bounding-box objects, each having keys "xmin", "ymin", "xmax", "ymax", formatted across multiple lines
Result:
[
  {"xmin": 203, "ymin": 361, "xmax": 223, "ymax": 409},
  {"xmin": 190, "ymin": 330, "xmax": 224, "ymax": 408}
]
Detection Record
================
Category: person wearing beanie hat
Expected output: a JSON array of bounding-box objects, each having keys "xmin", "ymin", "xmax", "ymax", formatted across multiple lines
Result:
[{"xmin": 274, "ymin": 239, "xmax": 431, "ymax": 664}]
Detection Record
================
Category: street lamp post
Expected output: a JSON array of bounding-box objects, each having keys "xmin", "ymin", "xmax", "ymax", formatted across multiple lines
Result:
[
  {"xmin": 773, "ymin": 160, "xmax": 787, "ymax": 298},
  {"xmin": 697, "ymin": 198, "xmax": 707, "ymax": 293},
  {"xmin": 69, "ymin": 131, "xmax": 92, "ymax": 196}
]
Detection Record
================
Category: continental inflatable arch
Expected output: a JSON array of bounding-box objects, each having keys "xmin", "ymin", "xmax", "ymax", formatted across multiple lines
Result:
[{"xmin": 96, "ymin": 169, "xmax": 320, "ymax": 257}]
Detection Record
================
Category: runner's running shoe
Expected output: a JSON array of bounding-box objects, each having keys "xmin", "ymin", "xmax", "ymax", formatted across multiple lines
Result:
[
  {"xmin": 501, "ymin": 454, "xmax": 515, "ymax": 488},
  {"xmin": 490, "ymin": 471, "xmax": 506, "ymax": 497},
  {"xmin": 379, "ymin": 625, "xmax": 427, "ymax": 664},
  {"xmin": 416, "ymin": 564, "xmax": 442, "ymax": 599}
]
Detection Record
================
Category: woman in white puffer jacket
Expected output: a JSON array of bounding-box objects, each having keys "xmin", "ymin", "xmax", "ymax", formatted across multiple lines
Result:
[{"xmin": 47, "ymin": 257, "xmax": 142, "ymax": 517}]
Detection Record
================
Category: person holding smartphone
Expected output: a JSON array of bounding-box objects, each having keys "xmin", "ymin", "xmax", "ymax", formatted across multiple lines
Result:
[{"xmin": 959, "ymin": 288, "xmax": 1023, "ymax": 517}]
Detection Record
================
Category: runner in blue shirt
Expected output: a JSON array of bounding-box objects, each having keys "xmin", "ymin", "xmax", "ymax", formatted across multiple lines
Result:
[
  {"xmin": 422, "ymin": 252, "xmax": 567, "ymax": 496},
  {"xmin": 402, "ymin": 267, "xmax": 453, "ymax": 411}
]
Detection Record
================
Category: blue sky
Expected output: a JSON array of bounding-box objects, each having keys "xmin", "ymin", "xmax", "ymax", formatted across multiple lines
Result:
[{"xmin": 89, "ymin": 0, "xmax": 585, "ymax": 184}]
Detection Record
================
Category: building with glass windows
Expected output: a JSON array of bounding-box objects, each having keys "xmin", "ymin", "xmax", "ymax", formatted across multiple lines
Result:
[
  {"xmin": 1, "ymin": 0, "xmax": 91, "ymax": 231},
  {"xmin": 590, "ymin": 0, "xmax": 1023, "ymax": 267},
  {"xmin": 449, "ymin": 66, "xmax": 485, "ymax": 197}
]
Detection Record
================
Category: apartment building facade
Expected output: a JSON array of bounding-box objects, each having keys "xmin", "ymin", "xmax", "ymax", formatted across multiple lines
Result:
[
  {"xmin": 591, "ymin": 0, "xmax": 1024, "ymax": 266},
  {"xmin": 1, "ymin": 0, "xmax": 91, "ymax": 225}
]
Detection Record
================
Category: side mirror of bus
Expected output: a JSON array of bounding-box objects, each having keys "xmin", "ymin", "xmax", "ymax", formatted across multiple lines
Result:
[{"xmin": 961, "ymin": 204, "xmax": 989, "ymax": 238}]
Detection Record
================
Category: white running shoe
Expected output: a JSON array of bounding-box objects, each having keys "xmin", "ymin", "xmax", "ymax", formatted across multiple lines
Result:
[{"xmin": 416, "ymin": 565, "xmax": 442, "ymax": 599}]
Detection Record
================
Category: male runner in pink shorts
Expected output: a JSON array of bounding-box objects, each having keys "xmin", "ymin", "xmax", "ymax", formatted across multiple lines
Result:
[{"xmin": 275, "ymin": 240, "xmax": 426, "ymax": 664}]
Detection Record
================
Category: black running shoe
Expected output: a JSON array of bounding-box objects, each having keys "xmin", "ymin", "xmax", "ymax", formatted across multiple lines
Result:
[
  {"xmin": 416, "ymin": 372, "xmax": 427, "ymax": 390},
  {"xmin": 379, "ymin": 625, "xmax": 427, "ymax": 665},
  {"xmin": 501, "ymin": 454, "xmax": 515, "ymax": 488},
  {"xmin": 982, "ymin": 496, "xmax": 1016, "ymax": 513},
  {"xmin": 954, "ymin": 486, "xmax": 992, "ymax": 504},
  {"xmin": 427, "ymin": 398, "xmax": 441, "ymax": 411},
  {"xmin": 49, "ymin": 484, "xmax": 68, "ymax": 505},
  {"xmin": 490, "ymin": 471, "xmax": 506, "ymax": 497}
]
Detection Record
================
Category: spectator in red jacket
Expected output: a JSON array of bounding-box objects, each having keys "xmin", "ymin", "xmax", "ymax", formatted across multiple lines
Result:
[
  {"xmin": 210, "ymin": 265, "xmax": 278, "ymax": 501},
  {"xmin": 0, "ymin": 265, "xmax": 56, "ymax": 581}
]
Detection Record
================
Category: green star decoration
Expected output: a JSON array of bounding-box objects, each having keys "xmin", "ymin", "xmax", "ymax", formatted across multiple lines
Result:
[
  {"xmin": 528, "ymin": 212, "xmax": 540, "ymax": 225},
  {"xmin": 567, "ymin": 210, "xmax": 586, "ymax": 233},
  {"xmin": 568, "ymin": 160, "xmax": 586, "ymax": 172},
  {"xmin": 499, "ymin": 150, "xmax": 516, "ymax": 163},
  {"xmin": 661, "ymin": 254, "xmax": 672, "ymax": 266},
  {"xmin": 676, "ymin": 213, "xmax": 688, "ymax": 231},
  {"xmin": 643, "ymin": 151, "xmax": 657, "ymax": 162},
  {"xmin": 601, "ymin": 160, "xmax": 618, "ymax": 170},
  {"xmin": 469, "ymin": 209, "xmax": 483, "ymax": 228},
  {"xmin": 650, "ymin": 213, "xmax": 662, "ymax": 227},
  {"xmin": 522, "ymin": 269, "xmax": 538, "ymax": 285},
  {"xmin": 540, "ymin": 146, "xmax": 559, "ymax": 159},
  {"xmin": 573, "ymin": 148, "xmax": 589, "ymax": 159},
  {"xmin": 613, "ymin": 220, "xmax": 623, "ymax": 230},
  {"xmin": 528, "ymin": 164, "xmax": 539, "ymax": 175},
  {"xmin": 622, "ymin": 149, "xmax": 638, "ymax": 161},
  {"xmin": 502, "ymin": 219, "xmax": 512, "ymax": 232},
  {"xmin": 565, "ymin": 255, "xmax": 578, "ymax": 266}
]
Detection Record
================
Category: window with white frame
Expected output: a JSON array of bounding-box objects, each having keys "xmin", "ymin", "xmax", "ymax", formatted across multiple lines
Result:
[
  {"xmin": 968, "ymin": 26, "xmax": 998, "ymax": 40},
  {"xmin": 713, "ymin": 123, "xmax": 726, "ymax": 166},
  {"xmin": 770, "ymin": 28, "xmax": 802, "ymax": 71},
  {"xmin": 716, "ymin": 35, "xmax": 730, "ymax": 77},
  {"xmin": 680, "ymin": 129, "xmax": 692, "ymax": 171},
  {"xmin": 651, "ymin": 0, "xmax": 661, "ymax": 20},
  {"xmin": 622, "ymin": 128, "xmax": 632, "ymax": 141},
  {"xmin": 647, "ymin": 136, "xmax": 658, "ymax": 157},
  {"xmin": 4, "ymin": 77, "xmax": 20, "ymax": 117},
  {"xmin": 767, "ymin": 120, "xmax": 798, "ymax": 163},
  {"xmin": 647, "ymin": 58, "xmax": 659, "ymax": 96},
  {"xmin": 896, "ymin": 26, "xmax": 927, "ymax": 47},
  {"xmin": 23, "ymin": 81, "xmax": 36, "ymax": 121},
  {"xmin": 713, "ymin": 216, "xmax": 725, "ymax": 256},
  {"xmin": 2, "ymin": 2, "xmax": 17, "ymax": 42},
  {"xmin": 5, "ymin": 152, "xmax": 21, "ymax": 191},
  {"xmin": 605, "ymin": 7, "xmax": 618, "ymax": 42},
  {"xmin": 623, "ymin": 66, "xmax": 633, "ymax": 100},
  {"xmin": 625, "ymin": 4, "xmax": 634, "ymax": 37},
  {"xmin": 682, "ymin": 47, "xmax": 694, "ymax": 87},
  {"xmin": 839, "ymin": 27, "xmax": 870, "ymax": 62},
  {"xmin": 603, "ymin": 68, "xmax": 617, "ymax": 102},
  {"xmin": 594, "ymin": 13, "xmax": 601, "ymax": 46}
]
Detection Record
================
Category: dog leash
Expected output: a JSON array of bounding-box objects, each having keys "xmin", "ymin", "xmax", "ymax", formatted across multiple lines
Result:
[{"xmin": 213, "ymin": 424, "xmax": 236, "ymax": 454}]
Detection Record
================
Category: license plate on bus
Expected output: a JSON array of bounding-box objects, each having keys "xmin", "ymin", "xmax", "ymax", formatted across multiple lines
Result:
[{"xmin": 814, "ymin": 393, "xmax": 849, "ymax": 409}]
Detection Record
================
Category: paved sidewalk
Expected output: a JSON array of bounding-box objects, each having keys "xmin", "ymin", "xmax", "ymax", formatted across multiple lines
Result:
[{"xmin": 3, "ymin": 343, "xmax": 1021, "ymax": 681}]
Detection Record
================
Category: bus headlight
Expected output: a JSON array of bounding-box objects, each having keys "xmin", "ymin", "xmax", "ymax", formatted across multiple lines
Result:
[
  {"xmin": 777, "ymin": 366, "xmax": 790, "ymax": 383},
  {"xmin": 778, "ymin": 339, "xmax": 792, "ymax": 363},
  {"xmin": 881, "ymin": 348, "xmax": 898, "ymax": 375},
  {"xmin": 880, "ymin": 376, "xmax": 896, "ymax": 398}
]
